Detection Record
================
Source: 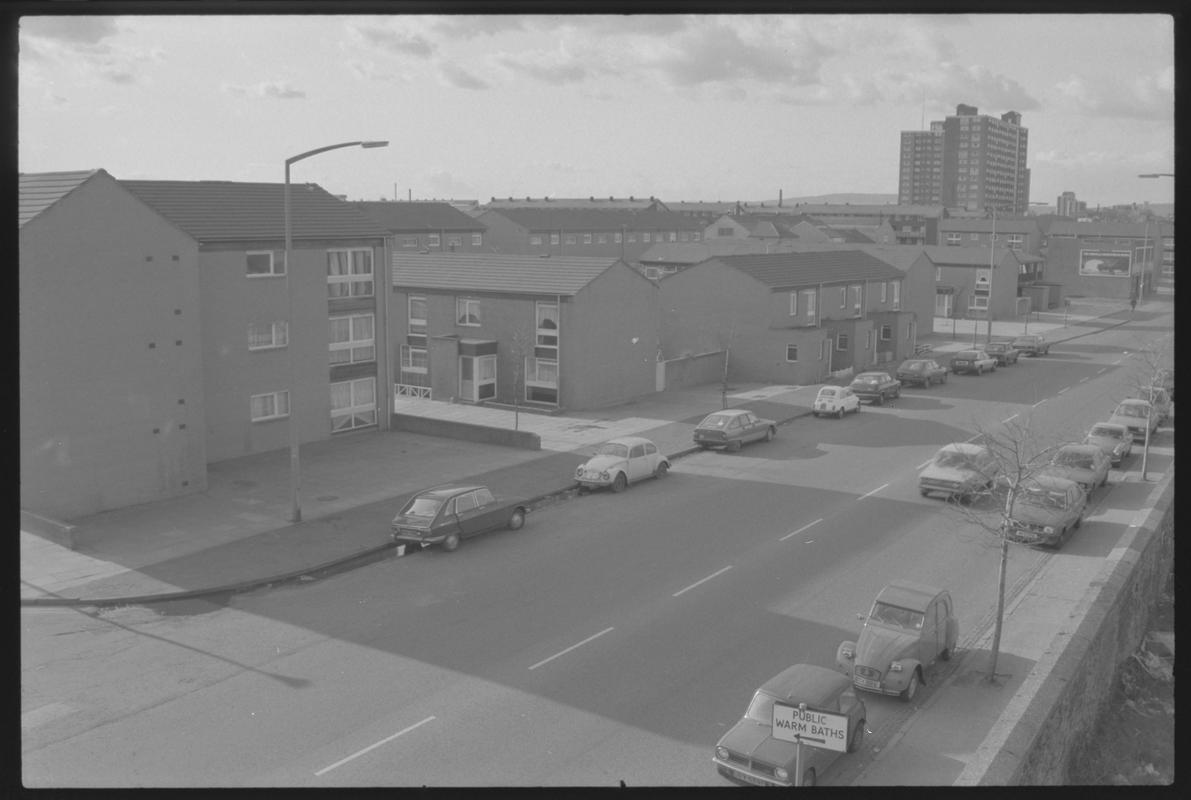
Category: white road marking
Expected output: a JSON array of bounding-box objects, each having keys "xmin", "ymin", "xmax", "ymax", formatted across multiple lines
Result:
[
  {"xmin": 1113, "ymin": 359, "xmax": 1123, "ymax": 365},
  {"xmin": 804, "ymin": 540, "xmax": 815, "ymax": 544},
  {"xmin": 858, "ymin": 483, "xmax": 888, "ymax": 500},
  {"xmin": 1079, "ymin": 377, "xmax": 1089, "ymax": 383},
  {"xmin": 672, "ymin": 566, "xmax": 733, "ymax": 597},
  {"xmin": 1002, "ymin": 414, "xmax": 1019, "ymax": 424},
  {"xmin": 1098, "ymin": 368, "xmax": 1107, "ymax": 375},
  {"xmin": 1058, "ymin": 387, "xmax": 1069, "ymax": 395},
  {"xmin": 528, "ymin": 626, "xmax": 615, "ymax": 671},
  {"xmin": 1033, "ymin": 399, "xmax": 1047, "ymax": 408},
  {"xmin": 315, "ymin": 716, "xmax": 436, "ymax": 776},
  {"xmin": 780, "ymin": 518, "xmax": 823, "ymax": 542},
  {"xmin": 916, "ymin": 459, "xmax": 933, "ymax": 470}
]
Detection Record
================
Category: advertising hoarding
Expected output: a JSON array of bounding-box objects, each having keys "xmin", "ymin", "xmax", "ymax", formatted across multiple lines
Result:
[{"xmin": 1079, "ymin": 250, "xmax": 1132, "ymax": 277}]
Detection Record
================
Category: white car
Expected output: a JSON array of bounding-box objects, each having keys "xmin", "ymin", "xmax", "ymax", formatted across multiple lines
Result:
[
  {"xmin": 812, "ymin": 386, "xmax": 861, "ymax": 418},
  {"xmin": 1083, "ymin": 422, "xmax": 1133, "ymax": 466},
  {"xmin": 575, "ymin": 436, "xmax": 669, "ymax": 493},
  {"xmin": 918, "ymin": 442, "xmax": 999, "ymax": 501}
]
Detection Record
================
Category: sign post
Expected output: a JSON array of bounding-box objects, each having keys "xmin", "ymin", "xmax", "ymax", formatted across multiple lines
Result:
[{"xmin": 772, "ymin": 700, "xmax": 850, "ymax": 786}]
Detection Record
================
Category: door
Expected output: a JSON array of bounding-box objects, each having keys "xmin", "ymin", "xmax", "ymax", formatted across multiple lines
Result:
[
  {"xmin": 935, "ymin": 292, "xmax": 953, "ymax": 318},
  {"xmin": 740, "ymin": 412, "xmax": 760, "ymax": 441},
  {"xmin": 920, "ymin": 600, "xmax": 940, "ymax": 665}
]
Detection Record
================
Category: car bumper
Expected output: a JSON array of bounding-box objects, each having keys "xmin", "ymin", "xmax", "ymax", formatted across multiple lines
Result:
[
  {"xmin": 919, "ymin": 482, "xmax": 968, "ymax": 497},
  {"xmin": 852, "ymin": 674, "xmax": 904, "ymax": 696},
  {"xmin": 694, "ymin": 437, "xmax": 729, "ymax": 448},
  {"xmin": 713, "ymin": 760, "xmax": 790, "ymax": 787},
  {"xmin": 853, "ymin": 393, "xmax": 881, "ymax": 403},
  {"xmin": 575, "ymin": 476, "xmax": 614, "ymax": 488},
  {"xmin": 391, "ymin": 529, "xmax": 442, "ymax": 545},
  {"xmin": 1005, "ymin": 526, "xmax": 1061, "ymax": 546}
]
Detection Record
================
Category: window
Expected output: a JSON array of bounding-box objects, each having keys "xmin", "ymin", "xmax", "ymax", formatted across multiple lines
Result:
[
  {"xmin": 327, "ymin": 249, "xmax": 374, "ymax": 298},
  {"xmin": 550, "ymin": 233, "xmax": 559, "ymax": 245},
  {"xmin": 472, "ymin": 233, "xmax": 483, "ymax": 246},
  {"xmin": 248, "ymin": 321, "xmax": 288, "ymax": 350},
  {"xmin": 789, "ymin": 292, "xmax": 798, "ymax": 316},
  {"xmin": 400, "ymin": 344, "xmax": 428, "ymax": 373},
  {"xmin": 840, "ymin": 287, "xmax": 848, "ymax": 308},
  {"xmin": 627, "ymin": 232, "xmax": 636, "ymax": 243},
  {"xmin": 530, "ymin": 235, "xmax": 543, "ymax": 246},
  {"xmin": 457, "ymin": 298, "xmax": 481, "ymax": 326},
  {"xmin": 1007, "ymin": 234, "xmax": 1024, "ymax": 251},
  {"xmin": 786, "ymin": 344, "xmax": 798, "ymax": 362},
  {"xmin": 945, "ymin": 233, "xmax": 962, "ymax": 245},
  {"xmin": 614, "ymin": 232, "xmax": 622, "ymax": 243},
  {"xmin": 803, "ymin": 289, "xmax": 816, "ymax": 320},
  {"xmin": 718, "ymin": 226, "xmax": 734, "ymax": 236},
  {"xmin": 565, "ymin": 234, "xmax": 577, "ymax": 245},
  {"xmin": 643, "ymin": 232, "xmax": 651, "ymax": 243},
  {"xmin": 526, "ymin": 356, "xmax": 558, "ymax": 403},
  {"xmin": 408, "ymin": 296, "xmax": 427, "ymax": 344},
  {"xmin": 246, "ymin": 250, "xmax": 284, "ymax": 277},
  {"xmin": 583, "ymin": 233, "xmax": 593, "ymax": 245},
  {"xmin": 891, "ymin": 281, "xmax": 901, "ymax": 309},
  {"xmin": 692, "ymin": 232, "xmax": 701, "ymax": 242},
  {"xmin": 329, "ymin": 313, "xmax": 375, "ymax": 364},
  {"xmin": 455, "ymin": 492, "xmax": 478, "ymax": 513},
  {"xmin": 969, "ymin": 294, "xmax": 989, "ymax": 310},
  {"xmin": 880, "ymin": 282, "xmax": 888, "ymax": 302},
  {"xmin": 936, "ymin": 266, "xmax": 942, "ymax": 281},
  {"xmin": 970, "ymin": 232, "xmax": 980, "ymax": 241},
  {"xmin": 402, "ymin": 236, "xmax": 418, "ymax": 248},
  {"xmin": 535, "ymin": 301, "xmax": 559, "ymax": 359},
  {"xmin": 250, "ymin": 390, "xmax": 289, "ymax": 422},
  {"xmin": 880, "ymin": 324, "xmax": 893, "ymax": 341},
  {"xmin": 446, "ymin": 234, "xmax": 462, "ymax": 249},
  {"xmin": 460, "ymin": 354, "xmax": 496, "ymax": 402},
  {"xmin": 849, "ymin": 284, "xmax": 863, "ymax": 315},
  {"xmin": 837, "ymin": 334, "xmax": 850, "ymax": 351},
  {"xmin": 597, "ymin": 233, "xmax": 607, "ymax": 244},
  {"xmin": 427, "ymin": 233, "xmax": 441, "ymax": 248},
  {"xmin": 668, "ymin": 232, "xmax": 677, "ymax": 242},
  {"xmin": 330, "ymin": 377, "xmax": 376, "ymax": 432}
]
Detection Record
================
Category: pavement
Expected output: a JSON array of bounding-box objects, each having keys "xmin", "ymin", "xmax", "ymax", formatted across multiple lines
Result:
[{"xmin": 20, "ymin": 292, "xmax": 1173, "ymax": 785}]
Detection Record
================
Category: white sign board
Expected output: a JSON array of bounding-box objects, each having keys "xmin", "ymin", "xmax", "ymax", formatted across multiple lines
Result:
[{"xmin": 771, "ymin": 703, "xmax": 849, "ymax": 753}]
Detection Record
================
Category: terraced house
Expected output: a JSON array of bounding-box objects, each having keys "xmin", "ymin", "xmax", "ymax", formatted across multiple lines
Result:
[
  {"xmin": 476, "ymin": 205, "xmax": 705, "ymax": 262},
  {"xmin": 353, "ymin": 199, "xmax": 488, "ymax": 253}
]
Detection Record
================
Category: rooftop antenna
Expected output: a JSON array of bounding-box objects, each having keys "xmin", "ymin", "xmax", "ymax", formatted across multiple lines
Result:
[{"xmin": 921, "ymin": 88, "xmax": 926, "ymax": 129}]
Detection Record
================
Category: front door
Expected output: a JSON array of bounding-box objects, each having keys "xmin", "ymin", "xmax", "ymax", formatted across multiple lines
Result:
[
  {"xmin": 459, "ymin": 355, "xmax": 497, "ymax": 403},
  {"xmin": 935, "ymin": 292, "xmax": 953, "ymax": 318}
]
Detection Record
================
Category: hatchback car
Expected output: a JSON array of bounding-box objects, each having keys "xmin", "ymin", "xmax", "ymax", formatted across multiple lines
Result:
[
  {"xmin": 391, "ymin": 484, "xmax": 528, "ymax": 553},
  {"xmin": 1003, "ymin": 474, "xmax": 1087, "ymax": 548},
  {"xmin": 713, "ymin": 663, "xmax": 866, "ymax": 787},
  {"xmin": 1109, "ymin": 399, "xmax": 1160, "ymax": 442},
  {"xmin": 896, "ymin": 358, "xmax": 948, "ymax": 387},
  {"xmin": 849, "ymin": 371, "xmax": 902, "ymax": 405},
  {"xmin": 693, "ymin": 409, "xmax": 777, "ymax": 451},
  {"xmin": 1083, "ymin": 422, "xmax": 1133, "ymax": 466},
  {"xmin": 575, "ymin": 436, "xmax": 669, "ymax": 493},
  {"xmin": 950, "ymin": 349, "xmax": 998, "ymax": 375},
  {"xmin": 1044, "ymin": 443, "xmax": 1111, "ymax": 492},
  {"xmin": 1012, "ymin": 334, "xmax": 1050, "ymax": 356},
  {"xmin": 835, "ymin": 581, "xmax": 958, "ymax": 703},
  {"xmin": 1143, "ymin": 387, "xmax": 1172, "ymax": 425},
  {"xmin": 984, "ymin": 341, "xmax": 1020, "ymax": 366},
  {"xmin": 812, "ymin": 386, "xmax": 860, "ymax": 418},
  {"xmin": 918, "ymin": 443, "xmax": 999, "ymax": 501}
]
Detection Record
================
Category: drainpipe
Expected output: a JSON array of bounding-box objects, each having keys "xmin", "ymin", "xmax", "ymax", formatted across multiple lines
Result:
[{"xmin": 379, "ymin": 234, "xmax": 392, "ymax": 429}]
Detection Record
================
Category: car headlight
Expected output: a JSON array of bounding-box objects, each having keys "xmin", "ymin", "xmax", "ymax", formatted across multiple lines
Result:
[
  {"xmin": 889, "ymin": 662, "xmax": 903, "ymax": 672},
  {"xmin": 716, "ymin": 746, "xmax": 729, "ymax": 760},
  {"xmin": 600, "ymin": 471, "xmax": 610, "ymax": 480},
  {"xmin": 774, "ymin": 767, "xmax": 789, "ymax": 781},
  {"xmin": 1043, "ymin": 526, "xmax": 1055, "ymax": 534},
  {"xmin": 841, "ymin": 647, "xmax": 854, "ymax": 660},
  {"xmin": 576, "ymin": 467, "xmax": 584, "ymax": 478}
]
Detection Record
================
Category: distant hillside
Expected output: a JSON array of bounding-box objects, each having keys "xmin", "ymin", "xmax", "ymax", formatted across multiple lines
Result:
[{"xmin": 760, "ymin": 193, "xmax": 901, "ymax": 206}]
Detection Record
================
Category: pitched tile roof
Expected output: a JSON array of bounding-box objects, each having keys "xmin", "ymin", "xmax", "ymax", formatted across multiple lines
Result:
[
  {"xmin": 19, "ymin": 169, "xmax": 100, "ymax": 227},
  {"xmin": 1044, "ymin": 220, "xmax": 1161, "ymax": 238},
  {"xmin": 707, "ymin": 250, "xmax": 906, "ymax": 290},
  {"xmin": 923, "ymin": 245, "xmax": 1021, "ymax": 266},
  {"xmin": 786, "ymin": 203, "xmax": 945, "ymax": 218},
  {"xmin": 639, "ymin": 238, "xmax": 799, "ymax": 265},
  {"xmin": 352, "ymin": 200, "xmax": 486, "ymax": 232},
  {"xmin": 119, "ymin": 179, "xmax": 388, "ymax": 242},
  {"xmin": 392, "ymin": 253, "xmax": 629, "ymax": 296},
  {"xmin": 479, "ymin": 206, "xmax": 703, "ymax": 231},
  {"xmin": 824, "ymin": 226, "xmax": 877, "ymax": 244},
  {"xmin": 939, "ymin": 218, "xmax": 1039, "ymax": 234},
  {"xmin": 485, "ymin": 196, "xmax": 667, "ymax": 211}
]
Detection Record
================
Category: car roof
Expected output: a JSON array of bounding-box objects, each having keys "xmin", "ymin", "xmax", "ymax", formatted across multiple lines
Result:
[
  {"xmin": 759, "ymin": 663, "xmax": 851, "ymax": 706},
  {"xmin": 1014, "ymin": 334, "xmax": 1041, "ymax": 340},
  {"xmin": 1115, "ymin": 398, "xmax": 1150, "ymax": 407},
  {"xmin": 1026, "ymin": 473, "xmax": 1080, "ymax": 491},
  {"xmin": 900, "ymin": 359, "xmax": 930, "ymax": 366},
  {"xmin": 603, "ymin": 436, "xmax": 654, "ymax": 447},
  {"xmin": 854, "ymin": 371, "xmax": 888, "ymax": 379},
  {"xmin": 1089, "ymin": 422, "xmax": 1127, "ymax": 433},
  {"xmin": 954, "ymin": 349, "xmax": 980, "ymax": 356},
  {"xmin": 1057, "ymin": 443, "xmax": 1101, "ymax": 455},
  {"xmin": 417, "ymin": 484, "xmax": 486, "ymax": 499},
  {"xmin": 938, "ymin": 442, "xmax": 988, "ymax": 455},
  {"xmin": 875, "ymin": 580, "xmax": 944, "ymax": 611},
  {"xmin": 707, "ymin": 409, "xmax": 750, "ymax": 417}
]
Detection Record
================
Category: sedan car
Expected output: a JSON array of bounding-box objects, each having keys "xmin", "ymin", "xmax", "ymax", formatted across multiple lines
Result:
[
  {"xmin": 391, "ymin": 484, "xmax": 528, "ymax": 553},
  {"xmin": 918, "ymin": 442, "xmax": 999, "ymax": 501},
  {"xmin": 1043, "ymin": 443, "xmax": 1111, "ymax": 492},
  {"xmin": 984, "ymin": 341, "xmax": 1020, "ymax": 365},
  {"xmin": 1083, "ymin": 422, "xmax": 1133, "ymax": 466},
  {"xmin": 836, "ymin": 581, "xmax": 958, "ymax": 703},
  {"xmin": 713, "ymin": 664, "xmax": 866, "ymax": 787},
  {"xmin": 1012, "ymin": 334, "xmax": 1050, "ymax": 356},
  {"xmin": 1003, "ymin": 474, "xmax": 1087, "ymax": 548},
  {"xmin": 693, "ymin": 408, "xmax": 777, "ymax": 451},
  {"xmin": 575, "ymin": 436, "xmax": 669, "ymax": 493},
  {"xmin": 812, "ymin": 386, "xmax": 861, "ymax": 418},
  {"xmin": 1109, "ymin": 399, "xmax": 1160, "ymax": 442},
  {"xmin": 950, "ymin": 349, "xmax": 998, "ymax": 375},
  {"xmin": 1143, "ymin": 387, "xmax": 1172, "ymax": 425},
  {"xmin": 849, "ymin": 371, "xmax": 902, "ymax": 405},
  {"xmin": 896, "ymin": 358, "xmax": 948, "ymax": 388}
]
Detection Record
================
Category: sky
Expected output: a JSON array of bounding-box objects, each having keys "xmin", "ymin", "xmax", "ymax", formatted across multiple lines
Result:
[{"xmin": 18, "ymin": 12, "xmax": 1176, "ymax": 208}]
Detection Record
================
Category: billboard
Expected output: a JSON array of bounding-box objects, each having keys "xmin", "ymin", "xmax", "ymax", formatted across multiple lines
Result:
[{"xmin": 1079, "ymin": 250, "xmax": 1132, "ymax": 277}]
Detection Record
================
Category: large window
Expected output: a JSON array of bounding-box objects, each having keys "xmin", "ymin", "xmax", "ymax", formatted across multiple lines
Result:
[
  {"xmin": 535, "ymin": 301, "xmax": 559, "ymax": 359},
  {"xmin": 848, "ymin": 284, "xmax": 863, "ymax": 316},
  {"xmin": 786, "ymin": 345, "xmax": 798, "ymax": 362},
  {"xmin": 891, "ymin": 281, "xmax": 901, "ymax": 310},
  {"xmin": 457, "ymin": 298, "xmax": 481, "ymax": 326},
  {"xmin": 329, "ymin": 313, "xmax": 375, "ymax": 364},
  {"xmin": 460, "ymin": 354, "xmax": 496, "ymax": 402},
  {"xmin": 427, "ymin": 233, "xmax": 440, "ymax": 248},
  {"xmin": 408, "ymin": 296, "xmax": 427, "ymax": 345},
  {"xmin": 446, "ymin": 234, "xmax": 462, "ymax": 249},
  {"xmin": 400, "ymin": 344, "xmax": 428, "ymax": 374},
  {"xmin": 803, "ymin": 289, "xmax": 816, "ymax": 321},
  {"xmin": 526, "ymin": 356, "xmax": 558, "ymax": 404},
  {"xmin": 330, "ymin": 377, "xmax": 376, "ymax": 432},
  {"xmin": 327, "ymin": 249, "xmax": 374, "ymax": 298},
  {"xmin": 248, "ymin": 321, "xmax": 288, "ymax": 350},
  {"xmin": 246, "ymin": 250, "xmax": 284, "ymax": 277},
  {"xmin": 250, "ymin": 390, "xmax": 289, "ymax": 422},
  {"xmin": 473, "ymin": 233, "xmax": 483, "ymax": 246}
]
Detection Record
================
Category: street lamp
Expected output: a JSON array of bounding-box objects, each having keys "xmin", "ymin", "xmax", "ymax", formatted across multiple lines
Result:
[
  {"xmin": 985, "ymin": 206, "xmax": 998, "ymax": 343},
  {"xmin": 285, "ymin": 140, "xmax": 389, "ymax": 523},
  {"xmin": 1138, "ymin": 173, "xmax": 1174, "ymax": 178}
]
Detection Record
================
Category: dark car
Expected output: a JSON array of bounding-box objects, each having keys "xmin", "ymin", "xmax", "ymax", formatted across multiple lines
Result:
[
  {"xmin": 848, "ymin": 371, "xmax": 901, "ymax": 405},
  {"xmin": 1012, "ymin": 334, "xmax": 1050, "ymax": 356},
  {"xmin": 713, "ymin": 664, "xmax": 867, "ymax": 787},
  {"xmin": 984, "ymin": 341, "xmax": 1020, "ymax": 365},
  {"xmin": 896, "ymin": 358, "xmax": 948, "ymax": 388},
  {"xmin": 950, "ymin": 349, "xmax": 998, "ymax": 375},
  {"xmin": 391, "ymin": 484, "xmax": 528, "ymax": 553},
  {"xmin": 1003, "ymin": 474, "xmax": 1087, "ymax": 548},
  {"xmin": 693, "ymin": 409, "xmax": 777, "ymax": 451}
]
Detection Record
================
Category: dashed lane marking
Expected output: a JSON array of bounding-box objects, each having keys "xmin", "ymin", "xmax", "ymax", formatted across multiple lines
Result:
[
  {"xmin": 1002, "ymin": 414, "xmax": 1019, "ymax": 424},
  {"xmin": 672, "ymin": 566, "xmax": 733, "ymax": 597},
  {"xmin": 315, "ymin": 716, "xmax": 436, "ymax": 776},
  {"xmin": 528, "ymin": 627, "xmax": 615, "ymax": 671},
  {"xmin": 780, "ymin": 518, "xmax": 823, "ymax": 542},
  {"xmin": 858, "ymin": 483, "xmax": 888, "ymax": 500}
]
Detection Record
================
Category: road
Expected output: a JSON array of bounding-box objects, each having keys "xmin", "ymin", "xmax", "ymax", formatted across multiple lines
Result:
[{"xmin": 22, "ymin": 318, "xmax": 1174, "ymax": 787}]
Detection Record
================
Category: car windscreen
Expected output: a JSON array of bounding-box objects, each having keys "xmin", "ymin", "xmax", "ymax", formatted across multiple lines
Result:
[
  {"xmin": 1054, "ymin": 451, "xmax": 1095, "ymax": 468},
  {"xmin": 934, "ymin": 451, "xmax": 983, "ymax": 470},
  {"xmin": 1115, "ymin": 404, "xmax": 1147, "ymax": 418},
  {"xmin": 1019, "ymin": 487, "xmax": 1068, "ymax": 510},
  {"xmin": 698, "ymin": 414, "xmax": 732, "ymax": 429},
  {"xmin": 595, "ymin": 443, "xmax": 630, "ymax": 458},
  {"xmin": 870, "ymin": 602, "xmax": 924, "ymax": 630},
  {"xmin": 853, "ymin": 376, "xmax": 881, "ymax": 385},
  {"xmin": 745, "ymin": 691, "xmax": 778, "ymax": 723},
  {"xmin": 817, "ymin": 388, "xmax": 839, "ymax": 398},
  {"xmin": 902, "ymin": 362, "xmax": 925, "ymax": 371},
  {"xmin": 402, "ymin": 497, "xmax": 443, "ymax": 518},
  {"xmin": 1089, "ymin": 426, "xmax": 1122, "ymax": 440},
  {"xmin": 954, "ymin": 352, "xmax": 976, "ymax": 359}
]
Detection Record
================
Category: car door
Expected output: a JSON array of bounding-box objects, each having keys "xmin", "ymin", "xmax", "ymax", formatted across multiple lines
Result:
[
  {"xmin": 435, "ymin": 496, "xmax": 464, "ymax": 540},
  {"xmin": 919, "ymin": 599, "xmax": 939, "ymax": 665},
  {"xmin": 642, "ymin": 441, "xmax": 661, "ymax": 476},
  {"xmin": 453, "ymin": 490, "xmax": 485, "ymax": 537},
  {"xmin": 627, "ymin": 442, "xmax": 649, "ymax": 482},
  {"xmin": 842, "ymin": 388, "xmax": 857, "ymax": 411}
]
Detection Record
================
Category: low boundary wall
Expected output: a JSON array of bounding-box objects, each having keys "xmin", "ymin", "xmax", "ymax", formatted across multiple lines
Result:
[
  {"xmin": 21, "ymin": 509, "xmax": 77, "ymax": 550},
  {"xmin": 959, "ymin": 470, "xmax": 1175, "ymax": 785},
  {"xmin": 391, "ymin": 413, "xmax": 541, "ymax": 450}
]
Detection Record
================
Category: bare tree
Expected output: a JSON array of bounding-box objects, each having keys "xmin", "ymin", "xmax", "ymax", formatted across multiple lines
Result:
[
  {"xmin": 508, "ymin": 329, "xmax": 529, "ymax": 431},
  {"xmin": 1122, "ymin": 337, "xmax": 1174, "ymax": 481}
]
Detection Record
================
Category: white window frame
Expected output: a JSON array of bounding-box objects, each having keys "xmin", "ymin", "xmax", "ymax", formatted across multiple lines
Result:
[
  {"xmin": 402, "ymin": 236, "xmax": 418, "ymax": 248},
  {"xmin": 692, "ymin": 231, "xmax": 701, "ymax": 241},
  {"xmin": 597, "ymin": 233, "xmax": 607, "ymax": 244},
  {"xmin": 400, "ymin": 344, "xmax": 428, "ymax": 374},
  {"xmin": 550, "ymin": 233, "xmax": 559, "ymax": 245},
  {"xmin": 837, "ymin": 334, "xmax": 850, "ymax": 351},
  {"xmin": 969, "ymin": 294, "xmax": 990, "ymax": 310},
  {"xmin": 891, "ymin": 281, "xmax": 901, "ymax": 310},
  {"xmin": 880, "ymin": 324, "xmax": 893, "ymax": 341},
  {"xmin": 880, "ymin": 282, "xmax": 888, "ymax": 302},
  {"xmin": 614, "ymin": 232, "xmax": 622, "ymax": 243},
  {"xmin": 330, "ymin": 377, "xmax": 376, "ymax": 432},
  {"xmin": 408, "ymin": 296, "xmax": 427, "ymax": 342},
  {"xmin": 248, "ymin": 321, "xmax": 289, "ymax": 351},
  {"xmin": 789, "ymin": 292, "xmax": 798, "ymax": 316},
  {"xmin": 329, "ymin": 313, "xmax": 375, "ymax": 364},
  {"xmin": 849, "ymin": 284, "xmax": 863, "ymax": 316},
  {"xmin": 446, "ymin": 234, "xmax": 462, "ymax": 248},
  {"xmin": 250, "ymin": 390, "xmax": 290, "ymax": 422},
  {"xmin": 565, "ymin": 233, "xmax": 577, "ymax": 245},
  {"xmin": 427, "ymin": 233, "xmax": 441, "ymax": 248},
  {"xmin": 530, "ymin": 234, "xmax": 543, "ymax": 246},
  {"xmin": 643, "ymin": 232, "xmax": 651, "ymax": 243},
  {"xmin": 945, "ymin": 233, "xmax": 962, "ymax": 246},
  {"xmin": 472, "ymin": 233, "xmax": 483, "ymax": 246},
  {"xmin": 583, "ymin": 233, "xmax": 593, "ymax": 245},
  {"xmin": 457, "ymin": 297, "xmax": 481, "ymax": 326},
  {"xmin": 525, "ymin": 355, "xmax": 559, "ymax": 404},
  {"xmin": 327, "ymin": 248, "xmax": 374, "ymax": 298},
  {"xmin": 803, "ymin": 289, "xmax": 816, "ymax": 321},
  {"xmin": 246, "ymin": 250, "xmax": 284, "ymax": 277},
  {"xmin": 786, "ymin": 344, "xmax": 798, "ymax": 362},
  {"xmin": 627, "ymin": 232, "xmax": 637, "ymax": 243},
  {"xmin": 936, "ymin": 266, "xmax": 942, "ymax": 281},
  {"xmin": 535, "ymin": 301, "xmax": 559, "ymax": 359}
]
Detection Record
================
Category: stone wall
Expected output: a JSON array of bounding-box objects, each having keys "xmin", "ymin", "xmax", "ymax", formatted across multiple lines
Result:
[{"xmin": 390, "ymin": 414, "xmax": 541, "ymax": 450}]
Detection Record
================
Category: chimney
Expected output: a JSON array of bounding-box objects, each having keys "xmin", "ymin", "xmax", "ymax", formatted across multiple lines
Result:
[{"xmin": 779, "ymin": 189, "xmax": 783, "ymax": 208}]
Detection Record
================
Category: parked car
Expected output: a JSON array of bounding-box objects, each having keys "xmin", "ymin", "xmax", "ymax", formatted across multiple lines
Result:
[
  {"xmin": 1043, "ymin": 443, "xmax": 1111, "ymax": 492},
  {"xmin": 896, "ymin": 358, "xmax": 948, "ymax": 388},
  {"xmin": 1142, "ymin": 387, "xmax": 1172, "ymax": 425},
  {"xmin": 713, "ymin": 663, "xmax": 867, "ymax": 787},
  {"xmin": 1109, "ymin": 399, "xmax": 1160, "ymax": 442},
  {"xmin": 1003, "ymin": 474, "xmax": 1087, "ymax": 548},
  {"xmin": 918, "ymin": 442, "xmax": 999, "ymax": 501},
  {"xmin": 849, "ymin": 371, "xmax": 902, "ymax": 405},
  {"xmin": 391, "ymin": 484, "xmax": 528, "ymax": 553},
  {"xmin": 984, "ymin": 340, "xmax": 1020, "ymax": 366},
  {"xmin": 812, "ymin": 386, "xmax": 860, "ymax": 418},
  {"xmin": 693, "ymin": 409, "xmax": 777, "ymax": 451},
  {"xmin": 575, "ymin": 436, "xmax": 669, "ymax": 493},
  {"xmin": 1154, "ymin": 368, "xmax": 1174, "ymax": 401},
  {"xmin": 1012, "ymin": 334, "xmax": 1050, "ymax": 356},
  {"xmin": 1083, "ymin": 422, "xmax": 1133, "ymax": 466},
  {"xmin": 835, "ymin": 581, "xmax": 958, "ymax": 703},
  {"xmin": 950, "ymin": 349, "xmax": 998, "ymax": 375}
]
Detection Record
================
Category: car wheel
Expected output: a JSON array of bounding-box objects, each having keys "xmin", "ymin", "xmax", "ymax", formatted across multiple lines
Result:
[
  {"xmin": 920, "ymin": 488, "xmax": 930, "ymax": 497},
  {"xmin": 1074, "ymin": 515, "xmax": 1082, "ymax": 530},
  {"xmin": 900, "ymin": 670, "xmax": 920, "ymax": 702},
  {"xmin": 812, "ymin": 411, "xmax": 818, "ymax": 418},
  {"xmin": 941, "ymin": 374, "xmax": 948, "ymax": 384},
  {"xmin": 801, "ymin": 768, "xmax": 816, "ymax": 788},
  {"xmin": 654, "ymin": 461, "xmax": 669, "ymax": 479},
  {"xmin": 508, "ymin": 508, "xmax": 526, "ymax": 530},
  {"xmin": 731, "ymin": 439, "xmax": 743, "ymax": 452},
  {"xmin": 837, "ymin": 407, "xmax": 845, "ymax": 419},
  {"xmin": 765, "ymin": 426, "xmax": 776, "ymax": 442},
  {"xmin": 977, "ymin": 366, "xmax": 983, "ymax": 375},
  {"xmin": 611, "ymin": 472, "xmax": 628, "ymax": 492},
  {"xmin": 442, "ymin": 532, "xmax": 460, "ymax": 552},
  {"xmin": 848, "ymin": 721, "xmax": 866, "ymax": 754},
  {"xmin": 940, "ymin": 646, "xmax": 951, "ymax": 662}
]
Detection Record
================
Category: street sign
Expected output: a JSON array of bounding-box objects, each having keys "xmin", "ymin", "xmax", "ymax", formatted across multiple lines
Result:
[{"xmin": 771, "ymin": 702, "xmax": 849, "ymax": 753}]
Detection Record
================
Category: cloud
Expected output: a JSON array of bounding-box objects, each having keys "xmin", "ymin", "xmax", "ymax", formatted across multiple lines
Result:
[
  {"xmin": 835, "ymin": 62, "xmax": 1039, "ymax": 111},
  {"xmin": 1032, "ymin": 148, "xmax": 1166, "ymax": 169},
  {"xmin": 223, "ymin": 81, "xmax": 306, "ymax": 100},
  {"xmin": 496, "ymin": 47, "xmax": 589, "ymax": 85},
  {"xmin": 1053, "ymin": 68, "xmax": 1173, "ymax": 121},
  {"xmin": 425, "ymin": 14, "xmax": 531, "ymax": 38},
  {"xmin": 421, "ymin": 170, "xmax": 477, "ymax": 199},
  {"xmin": 351, "ymin": 23, "xmax": 436, "ymax": 58},
  {"xmin": 19, "ymin": 16, "xmax": 122, "ymax": 46},
  {"xmin": 438, "ymin": 62, "xmax": 489, "ymax": 90}
]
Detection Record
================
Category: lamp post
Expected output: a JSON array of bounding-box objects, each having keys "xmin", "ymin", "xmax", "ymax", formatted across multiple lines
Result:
[
  {"xmin": 285, "ymin": 140, "xmax": 388, "ymax": 523},
  {"xmin": 1138, "ymin": 173, "xmax": 1174, "ymax": 178},
  {"xmin": 986, "ymin": 206, "xmax": 997, "ymax": 343}
]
